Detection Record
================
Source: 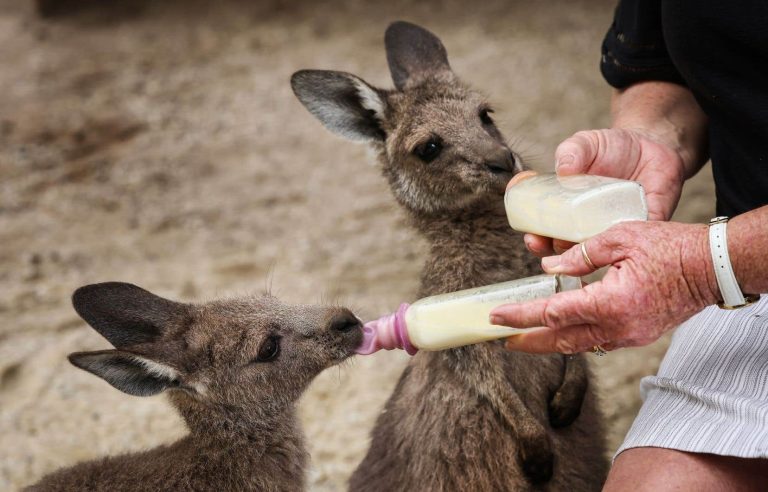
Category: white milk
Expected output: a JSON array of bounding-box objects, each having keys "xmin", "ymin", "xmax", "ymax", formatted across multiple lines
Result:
[
  {"xmin": 504, "ymin": 173, "xmax": 648, "ymax": 243},
  {"xmin": 405, "ymin": 274, "xmax": 581, "ymax": 351}
]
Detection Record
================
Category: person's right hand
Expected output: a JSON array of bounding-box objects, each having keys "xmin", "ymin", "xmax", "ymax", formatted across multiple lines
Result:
[{"xmin": 524, "ymin": 128, "xmax": 687, "ymax": 257}]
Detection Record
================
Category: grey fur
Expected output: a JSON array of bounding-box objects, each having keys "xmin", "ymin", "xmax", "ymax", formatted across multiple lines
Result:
[
  {"xmin": 292, "ymin": 21, "xmax": 608, "ymax": 491},
  {"xmin": 26, "ymin": 282, "xmax": 362, "ymax": 492}
]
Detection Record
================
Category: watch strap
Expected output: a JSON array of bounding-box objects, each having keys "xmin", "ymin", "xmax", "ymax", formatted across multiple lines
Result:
[{"xmin": 708, "ymin": 216, "xmax": 755, "ymax": 309}]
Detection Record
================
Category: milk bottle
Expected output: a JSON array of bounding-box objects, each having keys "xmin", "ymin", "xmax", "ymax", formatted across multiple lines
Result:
[
  {"xmin": 356, "ymin": 274, "xmax": 581, "ymax": 354},
  {"xmin": 504, "ymin": 172, "xmax": 648, "ymax": 243}
]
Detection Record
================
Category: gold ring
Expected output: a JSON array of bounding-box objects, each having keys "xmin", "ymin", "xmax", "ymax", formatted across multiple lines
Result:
[
  {"xmin": 581, "ymin": 242, "xmax": 597, "ymax": 270},
  {"xmin": 592, "ymin": 345, "xmax": 607, "ymax": 356}
]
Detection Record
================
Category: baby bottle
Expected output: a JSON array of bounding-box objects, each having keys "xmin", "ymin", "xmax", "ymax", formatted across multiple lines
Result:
[
  {"xmin": 504, "ymin": 172, "xmax": 648, "ymax": 243},
  {"xmin": 356, "ymin": 274, "xmax": 581, "ymax": 354}
]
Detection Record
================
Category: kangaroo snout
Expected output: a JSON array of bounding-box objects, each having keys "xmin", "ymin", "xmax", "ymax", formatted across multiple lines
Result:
[
  {"xmin": 329, "ymin": 309, "xmax": 362, "ymax": 333},
  {"xmin": 325, "ymin": 308, "xmax": 364, "ymax": 356},
  {"xmin": 485, "ymin": 148, "xmax": 516, "ymax": 175}
]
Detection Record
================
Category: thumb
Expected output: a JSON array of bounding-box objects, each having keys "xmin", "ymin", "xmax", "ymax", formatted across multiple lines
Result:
[{"xmin": 554, "ymin": 131, "xmax": 600, "ymax": 176}]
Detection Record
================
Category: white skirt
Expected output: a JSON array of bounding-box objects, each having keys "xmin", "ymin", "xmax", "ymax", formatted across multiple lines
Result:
[{"xmin": 617, "ymin": 295, "xmax": 768, "ymax": 458}]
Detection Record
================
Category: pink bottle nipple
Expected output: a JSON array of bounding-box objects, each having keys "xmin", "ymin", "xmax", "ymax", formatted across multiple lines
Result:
[{"xmin": 356, "ymin": 303, "xmax": 417, "ymax": 355}]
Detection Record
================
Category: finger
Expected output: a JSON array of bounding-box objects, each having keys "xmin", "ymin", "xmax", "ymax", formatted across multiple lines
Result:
[
  {"xmin": 600, "ymin": 341, "xmax": 622, "ymax": 352},
  {"xmin": 603, "ymin": 335, "xmax": 659, "ymax": 351},
  {"xmin": 552, "ymin": 239, "xmax": 576, "ymax": 254},
  {"xmin": 523, "ymin": 233, "xmax": 555, "ymax": 257},
  {"xmin": 644, "ymin": 189, "xmax": 679, "ymax": 222},
  {"xmin": 541, "ymin": 233, "xmax": 624, "ymax": 276},
  {"xmin": 490, "ymin": 288, "xmax": 600, "ymax": 329},
  {"xmin": 490, "ymin": 297, "xmax": 551, "ymax": 329},
  {"xmin": 554, "ymin": 131, "xmax": 599, "ymax": 175},
  {"xmin": 504, "ymin": 324, "xmax": 608, "ymax": 354}
]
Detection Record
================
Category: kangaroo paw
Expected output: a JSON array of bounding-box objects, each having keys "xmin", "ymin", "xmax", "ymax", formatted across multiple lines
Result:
[
  {"xmin": 548, "ymin": 354, "xmax": 588, "ymax": 428},
  {"xmin": 519, "ymin": 433, "xmax": 554, "ymax": 484},
  {"xmin": 548, "ymin": 387, "xmax": 583, "ymax": 428}
]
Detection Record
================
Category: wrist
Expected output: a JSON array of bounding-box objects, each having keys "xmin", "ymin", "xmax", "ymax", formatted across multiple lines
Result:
[
  {"xmin": 724, "ymin": 208, "xmax": 768, "ymax": 295},
  {"xmin": 681, "ymin": 223, "xmax": 721, "ymax": 308},
  {"xmin": 610, "ymin": 82, "xmax": 708, "ymax": 177}
]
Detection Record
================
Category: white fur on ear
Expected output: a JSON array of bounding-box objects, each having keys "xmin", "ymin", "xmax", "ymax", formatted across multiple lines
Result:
[
  {"xmin": 310, "ymin": 102, "xmax": 366, "ymax": 142},
  {"xmin": 70, "ymin": 350, "xmax": 181, "ymax": 397},
  {"xmin": 133, "ymin": 356, "xmax": 209, "ymax": 396},
  {"xmin": 132, "ymin": 356, "xmax": 180, "ymax": 381},
  {"xmin": 352, "ymin": 78, "xmax": 385, "ymax": 121},
  {"xmin": 292, "ymin": 70, "xmax": 386, "ymax": 143}
]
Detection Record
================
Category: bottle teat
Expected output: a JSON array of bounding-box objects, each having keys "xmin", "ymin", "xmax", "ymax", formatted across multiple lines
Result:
[{"xmin": 356, "ymin": 303, "xmax": 418, "ymax": 355}]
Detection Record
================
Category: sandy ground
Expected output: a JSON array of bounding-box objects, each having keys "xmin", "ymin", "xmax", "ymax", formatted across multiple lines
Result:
[{"xmin": 0, "ymin": 0, "xmax": 716, "ymax": 489}]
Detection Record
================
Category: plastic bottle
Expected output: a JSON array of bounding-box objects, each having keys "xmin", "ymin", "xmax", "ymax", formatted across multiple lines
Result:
[
  {"xmin": 504, "ymin": 172, "xmax": 648, "ymax": 243},
  {"xmin": 356, "ymin": 274, "xmax": 581, "ymax": 355}
]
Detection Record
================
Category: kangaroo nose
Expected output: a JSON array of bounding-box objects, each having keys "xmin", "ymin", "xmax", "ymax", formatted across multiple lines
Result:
[
  {"xmin": 485, "ymin": 149, "xmax": 515, "ymax": 174},
  {"xmin": 329, "ymin": 310, "xmax": 362, "ymax": 333}
]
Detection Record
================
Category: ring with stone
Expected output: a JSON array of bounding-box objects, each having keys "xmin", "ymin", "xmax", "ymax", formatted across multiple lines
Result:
[{"xmin": 591, "ymin": 345, "xmax": 607, "ymax": 356}]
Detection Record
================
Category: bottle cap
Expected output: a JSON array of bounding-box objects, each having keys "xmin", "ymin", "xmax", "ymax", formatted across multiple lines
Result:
[{"xmin": 505, "ymin": 170, "xmax": 538, "ymax": 191}]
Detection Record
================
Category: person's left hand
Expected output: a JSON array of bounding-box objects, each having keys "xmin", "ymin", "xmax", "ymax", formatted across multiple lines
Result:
[{"xmin": 490, "ymin": 220, "xmax": 720, "ymax": 353}]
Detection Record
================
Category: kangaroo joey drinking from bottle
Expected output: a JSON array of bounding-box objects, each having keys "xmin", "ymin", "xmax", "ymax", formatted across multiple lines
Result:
[{"xmin": 27, "ymin": 282, "xmax": 362, "ymax": 492}]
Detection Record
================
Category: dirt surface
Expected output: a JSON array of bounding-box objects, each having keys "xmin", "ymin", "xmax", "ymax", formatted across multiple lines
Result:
[{"xmin": 0, "ymin": 0, "xmax": 715, "ymax": 489}]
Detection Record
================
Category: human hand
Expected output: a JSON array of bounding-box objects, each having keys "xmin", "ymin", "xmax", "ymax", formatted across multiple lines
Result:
[
  {"xmin": 524, "ymin": 128, "xmax": 687, "ymax": 257},
  {"xmin": 490, "ymin": 221, "xmax": 720, "ymax": 354}
]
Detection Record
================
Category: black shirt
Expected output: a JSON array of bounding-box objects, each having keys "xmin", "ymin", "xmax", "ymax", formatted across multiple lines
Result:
[{"xmin": 600, "ymin": 0, "xmax": 768, "ymax": 217}]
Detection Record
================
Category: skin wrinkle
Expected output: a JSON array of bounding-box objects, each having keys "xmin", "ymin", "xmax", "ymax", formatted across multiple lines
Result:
[
  {"xmin": 581, "ymin": 288, "xmax": 603, "ymax": 327},
  {"xmin": 678, "ymin": 235, "xmax": 705, "ymax": 309}
]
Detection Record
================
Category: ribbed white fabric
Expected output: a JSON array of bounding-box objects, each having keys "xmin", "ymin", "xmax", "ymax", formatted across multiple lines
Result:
[{"xmin": 617, "ymin": 294, "xmax": 768, "ymax": 459}]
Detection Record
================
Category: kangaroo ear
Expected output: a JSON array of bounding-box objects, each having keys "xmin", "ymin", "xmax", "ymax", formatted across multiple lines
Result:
[
  {"xmin": 291, "ymin": 69, "xmax": 386, "ymax": 142},
  {"xmin": 385, "ymin": 21, "xmax": 452, "ymax": 90},
  {"xmin": 69, "ymin": 350, "xmax": 179, "ymax": 397},
  {"xmin": 72, "ymin": 282, "xmax": 187, "ymax": 349}
]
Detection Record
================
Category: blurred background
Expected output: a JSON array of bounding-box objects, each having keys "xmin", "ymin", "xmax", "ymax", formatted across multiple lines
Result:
[{"xmin": 0, "ymin": 0, "xmax": 715, "ymax": 489}]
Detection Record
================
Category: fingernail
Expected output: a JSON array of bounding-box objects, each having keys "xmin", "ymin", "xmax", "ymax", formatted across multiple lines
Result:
[
  {"xmin": 556, "ymin": 153, "xmax": 575, "ymax": 170},
  {"xmin": 505, "ymin": 337, "xmax": 520, "ymax": 350},
  {"xmin": 523, "ymin": 235, "xmax": 538, "ymax": 253},
  {"xmin": 542, "ymin": 256, "xmax": 562, "ymax": 272},
  {"xmin": 489, "ymin": 315, "xmax": 504, "ymax": 325}
]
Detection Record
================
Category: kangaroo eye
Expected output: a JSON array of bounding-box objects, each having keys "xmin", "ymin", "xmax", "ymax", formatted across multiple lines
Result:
[
  {"xmin": 479, "ymin": 108, "xmax": 494, "ymax": 125},
  {"xmin": 414, "ymin": 138, "xmax": 443, "ymax": 163},
  {"xmin": 255, "ymin": 336, "xmax": 281, "ymax": 363}
]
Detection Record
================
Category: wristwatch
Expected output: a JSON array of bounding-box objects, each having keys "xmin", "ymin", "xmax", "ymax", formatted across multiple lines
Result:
[{"xmin": 708, "ymin": 216, "xmax": 760, "ymax": 309}]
